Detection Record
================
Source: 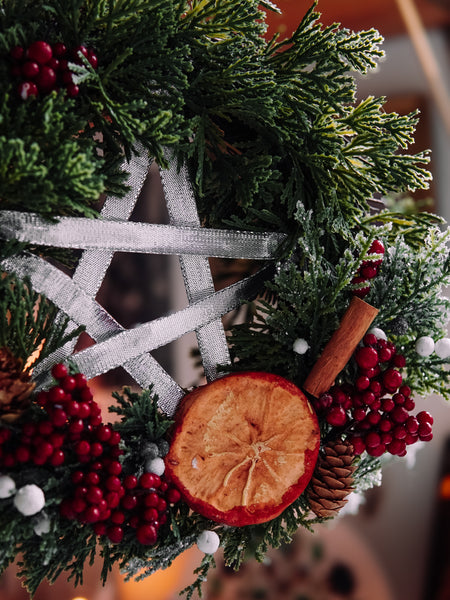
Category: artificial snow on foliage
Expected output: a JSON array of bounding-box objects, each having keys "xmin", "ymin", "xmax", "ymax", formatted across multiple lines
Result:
[
  {"xmin": 13, "ymin": 485, "xmax": 45, "ymax": 516},
  {"xmin": 0, "ymin": 475, "xmax": 16, "ymax": 499},
  {"xmin": 435, "ymin": 337, "xmax": 450, "ymax": 359},
  {"xmin": 33, "ymin": 514, "xmax": 51, "ymax": 536},
  {"xmin": 293, "ymin": 338, "xmax": 310, "ymax": 355},
  {"xmin": 197, "ymin": 530, "xmax": 220, "ymax": 554},
  {"xmin": 415, "ymin": 336, "xmax": 435, "ymax": 357},
  {"xmin": 367, "ymin": 327, "xmax": 387, "ymax": 341},
  {"xmin": 145, "ymin": 457, "xmax": 165, "ymax": 476}
]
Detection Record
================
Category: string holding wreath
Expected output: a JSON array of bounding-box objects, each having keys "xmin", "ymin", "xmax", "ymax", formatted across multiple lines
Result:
[{"xmin": 1, "ymin": 0, "xmax": 450, "ymax": 597}]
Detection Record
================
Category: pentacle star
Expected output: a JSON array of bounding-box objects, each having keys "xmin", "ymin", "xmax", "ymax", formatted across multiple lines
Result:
[{"xmin": 0, "ymin": 151, "xmax": 284, "ymax": 415}]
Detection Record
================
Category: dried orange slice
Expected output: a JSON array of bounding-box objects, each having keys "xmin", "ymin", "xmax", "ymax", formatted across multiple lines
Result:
[{"xmin": 165, "ymin": 372, "xmax": 320, "ymax": 526}]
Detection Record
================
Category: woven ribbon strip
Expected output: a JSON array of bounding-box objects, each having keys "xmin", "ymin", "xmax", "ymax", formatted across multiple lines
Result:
[{"xmin": 0, "ymin": 151, "xmax": 284, "ymax": 416}]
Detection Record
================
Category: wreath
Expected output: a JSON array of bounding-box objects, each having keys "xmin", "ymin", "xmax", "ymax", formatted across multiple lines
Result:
[{"xmin": 0, "ymin": 1, "xmax": 449, "ymax": 597}]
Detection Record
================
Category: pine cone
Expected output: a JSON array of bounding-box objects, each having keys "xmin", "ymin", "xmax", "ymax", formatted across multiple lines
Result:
[
  {"xmin": 308, "ymin": 438, "xmax": 356, "ymax": 518},
  {"xmin": 0, "ymin": 347, "xmax": 35, "ymax": 422}
]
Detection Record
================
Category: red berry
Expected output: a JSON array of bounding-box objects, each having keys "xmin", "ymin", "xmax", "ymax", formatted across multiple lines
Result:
[
  {"xmin": 355, "ymin": 376, "xmax": 370, "ymax": 391},
  {"xmin": 353, "ymin": 407, "xmax": 367, "ymax": 422},
  {"xmin": 326, "ymin": 406, "xmax": 347, "ymax": 427},
  {"xmin": 105, "ymin": 475, "xmax": 122, "ymax": 491},
  {"xmin": 362, "ymin": 391, "xmax": 376, "ymax": 406},
  {"xmin": 378, "ymin": 347, "xmax": 393, "ymax": 362},
  {"xmin": 76, "ymin": 440, "xmax": 91, "ymax": 455},
  {"xmin": 417, "ymin": 411, "xmax": 434, "ymax": 425},
  {"xmin": 418, "ymin": 421, "xmax": 433, "ymax": 439},
  {"xmin": 367, "ymin": 443, "xmax": 386, "ymax": 457},
  {"xmin": 66, "ymin": 400, "xmax": 80, "ymax": 416},
  {"xmin": 10, "ymin": 45, "xmax": 24, "ymax": 60},
  {"xmin": 48, "ymin": 386, "xmax": 65, "ymax": 403},
  {"xmin": 388, "ymin": 439, "xmax": 406, "ymax": 456},
  {"xmin": 15, "ymin": 445, "xmax": 30, "ymax": 462},
  {"xmin": 86, "ymin": 486, "xmax": 103, "ymax": 504},
  {"xmin": 363, "ymin": 333, "xmax": 378, "ymax": 346},
  {"xmin": 369, "ymin": 380, "xmax": 382, "ymax": 395},
  {"xmin": 315, "ymin": 393, "xmax": 333, "ymax": 412},
  {"xmin": 52, "ymin": 42, "xmax": 67, "ymax": 57},
  {"xmin": 107, "ymin": 461, "xmax": 122, "ymax": 476},
  {"xmin": 379, "ymin": 418, "xmax": 392, "ymax": 432},
  {"xmin": 369, "ymin": 239, "xmax": 385, "ymax": 255},
  {"xmin": 51, "ymin": 363, "xmax": 68, "ymax": 381},
  {"xmin": 27, "ymin": 41, "xmax": 53, "ymax": 64},
  {"xmin": 381, "ymin": 397, "xmax": 395, "ymax": 412},
  {"xmin": 85, "ymin": 472, "xmax": 100, "ymax": 486},
  {"xmin": 96, "ymin": 425, "xmax": 111, "ymax": 442},
  {"xmin": 367, "ymin": 410, "xmax": 381, "ymax": 425},
  {"xmin": 393, "ymin": 424, "xmax": 407, "ymax": 440},
  {"xmin": 61, "ymin": 375, "xmax": 77, "ymax": 392},
  {"xmin": 144, "ymin": 508, "xmax": 159, "ymax": 522},
  {"xmin": 124, "ymin": 475, "xmax": 138, "ymax": 490},
  {"xmin": 393, "ymin": 355, "xmax": 407, "ymax": 368},
  {"xmin": 136, "ymin": 524, "xmax": 158, "ymax": 545},
  {"xmin": 18, "ymin": 81, "xmax": 39, "ymax": 99},
  {"xmin": 93, "ymin": 522, "xmax": 107, "ymax": 536},
  {"xmin": 71, "ymin": 470, "xmax": 85, "ymax": 485},
  {"xmin": 90, "ymin": 414, "xmax": 102, "ymax": 427},
  {"xmin": 167, "ymin": 488, "xmax": 181, "ymax": 504},
  {"xmin": 90, "ymin": 442, "xmax": 103, "ymax": 457},
  {"xmin": 51, "ymin": 407, "xmax": 68, "ymax": 427},
  {"xmin": 72, "ymin": 497, "xmax": 87, "ymax": 513},
  {"xmin": 47, "ymin": 57, "xmax": 60, "ymax": 71},
  {"xmin": 393, "ymin": 393, "xmax": 405, "ymax": 405},
  {"xmin": 350, "ymin": 435, "xmax": 366, "ymax": 454},
  {"xmin": 121, "ymin": 494, "xmax": 138, "ymax": 510},
  {"xmin": 74, "ymin": 373, "xmax": 88, "ymax": 389},
  {"xmin": 157, "ymin": 497, "xmax": 167, "ymax": 512},
  {"xmin": 361, "ymin": 264, "xmax": 378, "ymax": 279},
  {"xmin": 109, "ymin": 431, "xmax": 121, "ymax": 445},
  {"xmin": 73, "ymin": 45, "xmax": 89, "ymax": 61},
  {"xmin": 78, "ymin": 402, "xmax": 91, "ymax": 419},
  {"xmin": 21, "ymin": 61, "xmax": 40, "ymax": 79},
  {"xmin": 87, "ymin": 50, "xmax": 98, "ymax": 68},
  {"xmin": 404, "ymin": 397, "xmax": 415, "ymax": 411},
  {"xmin": 68, "ymin": 419, "xmax": 84, "ymax": 435},
  {"xmin": 144, "ymin": 492, "xmax": 159, "ymax": 508},
  {"xmin": 107, "ymin": 525, "xmax": 123, "ymax": 544},
  {"xmin": 391, "ymin": 406, "xmax": 409, "ymax": 424},
  {"xmin": 111, "ymin": 510, "xmax": 125, "ymax": 525},
  {"xmin": 50, "ymin": 449, "xmax": 65, "ymax": 466},
  {"xmin": 355, "ymin": 346, "xmax": 379, "ymax": 370},
  {"xmin": 38, "ymin": 420, "xmax": 53, "ymax": 435},
  {"xmin": 383, "ymin": 369, "xmax": 403, "ymax": 391},
  {"xmin": 365, "ymin": 431, "xmax": 381, "ymax": 449},
  {"xmin": 105, "ymin": 491, "xmax": 120, "ymax": 509},
  {"xmin": 381, "ymin": 432, "xmax": 393, "ymax": 445}
]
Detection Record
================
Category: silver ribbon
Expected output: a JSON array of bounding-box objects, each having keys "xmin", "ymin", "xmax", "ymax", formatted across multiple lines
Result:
[
  {"xmin": 1, "ymin": 151, "xmax": 283, "ymax": 415},
  {"xmin": 0, "ymin": 211, "xmax": 283, "ymax": 259},
  {"xmin": 160, "ymin": 153, "xmax": 230, "ymax": 382}
]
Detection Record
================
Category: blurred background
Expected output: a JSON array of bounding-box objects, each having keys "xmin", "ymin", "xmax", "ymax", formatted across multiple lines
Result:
[{"xmin": 1, "ymin": 1, "xmax": 450, "ymax": 599}]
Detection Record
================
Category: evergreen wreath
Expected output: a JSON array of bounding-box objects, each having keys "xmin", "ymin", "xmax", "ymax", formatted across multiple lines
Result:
[{"xmin": 0, "ymin": 1, "xmax": 449, "ymax": 597}]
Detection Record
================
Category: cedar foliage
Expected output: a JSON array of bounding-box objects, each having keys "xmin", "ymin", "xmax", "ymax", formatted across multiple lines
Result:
[{"xmin": 0, "ymin": 0, "xmax": 448, "ymax": 597}]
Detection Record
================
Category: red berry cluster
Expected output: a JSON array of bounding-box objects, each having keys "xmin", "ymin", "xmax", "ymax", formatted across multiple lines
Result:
[
  {"xmin": 314, "ymin": 333, "xmax": 433, "ymax": 457},
  {"xmin": 351, "ymin": 239, "xmax": 385, "ymax": 298},
  {"xmin": 0, "ymin": 363, "xmax": 180, "ymax": 546},
  {"xmin": 9, "ymin": 40, "xmax": 98, "ymax": 100}
]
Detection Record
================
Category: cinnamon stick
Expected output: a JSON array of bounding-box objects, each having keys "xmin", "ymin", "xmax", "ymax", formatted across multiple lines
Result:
[{"xmin": 303, "ymin": 296, "xmax": 379, "ymax": 398}]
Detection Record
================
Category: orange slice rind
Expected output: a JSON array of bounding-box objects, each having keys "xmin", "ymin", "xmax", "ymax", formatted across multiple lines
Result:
[{"xmin": 165, "ymin": 372, "xmax": 320, "ymax": 526}]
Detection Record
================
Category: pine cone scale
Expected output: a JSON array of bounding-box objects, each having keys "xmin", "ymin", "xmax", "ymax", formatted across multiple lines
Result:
[{"xmin": 308, "ymin": 439, "xmax": 356, "ymax": 518}]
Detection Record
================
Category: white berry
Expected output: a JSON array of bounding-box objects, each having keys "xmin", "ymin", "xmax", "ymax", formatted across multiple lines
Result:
[
  {"xmin": 13, "ymin": 484, "xmax": 45, "ymax": 516},
  {"xmin": 145, "ymin": 457, "xmax": 165, "ymax": 476},
  {"xmin": 33, "ymin": 514, "xmax": 51, "ymax": 536},
  {"xmin": 415, "ymin": 336, "xmax": 435, "ymax": 357},
  {"xmin": 435, "ymin": 338, "xmax": 450, "ymax": 359},
  {"xmin": 0, "ymin": 475, "xmax": 16, "ymax": 499},
  {"xmin": 197, "ymin": 530, "xmax": 220, "ymax": 554},
  {"xmin": 293, "ymin": 338, "xmax": 309, "ymax": 354},
  {"xmin": 367, "ymin": 327, "xmax": 387, "ymax": 341}
]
